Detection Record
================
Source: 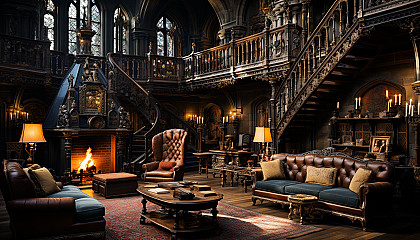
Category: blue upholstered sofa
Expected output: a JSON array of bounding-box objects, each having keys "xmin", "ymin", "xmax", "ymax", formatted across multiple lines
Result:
[
  {"xmin": 252, "ymin": 151, "xmax": 395, "ymax": 230},
  {"xmin": 0, "ymin": 160, "xmax": 106, "ymax": 239}
]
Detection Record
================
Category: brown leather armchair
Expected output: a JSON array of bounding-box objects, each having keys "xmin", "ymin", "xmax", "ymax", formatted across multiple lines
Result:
[{"xmin": 143, "ymin": 129, "xmax": 187, "ymax": 182}]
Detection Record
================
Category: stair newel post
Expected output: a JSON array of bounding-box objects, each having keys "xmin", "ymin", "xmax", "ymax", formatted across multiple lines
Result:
[{"xmin": 269, "ymin": 78, "xmax": 278, "ymax": 154}]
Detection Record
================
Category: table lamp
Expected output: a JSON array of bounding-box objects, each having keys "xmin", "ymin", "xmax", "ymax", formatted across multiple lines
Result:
[
  {"xmin": 19, "ymin": 123, "xmax": 46, "ymax": 164},
  {"xmin": 253, "ymin": 127, "xmax": 272, "ymax": 161}
]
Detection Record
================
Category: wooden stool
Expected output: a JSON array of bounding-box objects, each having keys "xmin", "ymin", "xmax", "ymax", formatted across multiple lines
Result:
[
  {"xmin": 288, "ymin": 194, "xmax": 318, "ymax": 224},
  {"xmin": 93, "ymin": 172, "xmax": 138, "ymax": 198}
]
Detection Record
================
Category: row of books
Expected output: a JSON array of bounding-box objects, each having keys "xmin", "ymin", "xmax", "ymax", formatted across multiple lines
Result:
[{"xmin": 146, "ymin": 184, "xmax": 217, "ymax": 197}]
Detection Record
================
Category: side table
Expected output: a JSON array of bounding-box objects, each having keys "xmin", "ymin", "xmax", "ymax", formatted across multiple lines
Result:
[
  {"xmin": 193, "ymin": 152, "xmax": 213, "ymax": 178},
  {"xmin": 288, "ymin": 194, "xmax": 318, "ymax": 224}
]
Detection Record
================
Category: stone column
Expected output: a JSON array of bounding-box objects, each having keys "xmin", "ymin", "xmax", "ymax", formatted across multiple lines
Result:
[
  {"xmin": 132, "ymin": 27, "xmax": 154, "ymax": 56},
  {"xmin": 63, "ymin": 131, "xmax": 73, "ymax": 174},
  {"xmin": 269, "ymin": 78, "xmax": 277, "ymax": 153},
  {"xmin": 116, "ymin": 130, "xmax": 130, "ymax": 172},
  {"xmin": 410, "ymin": 18, "xmax": 420, "ymax": 165}
]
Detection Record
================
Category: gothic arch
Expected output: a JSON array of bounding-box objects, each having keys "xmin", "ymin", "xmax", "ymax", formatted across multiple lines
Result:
[
  {"xmin": 355, "ymin": 79, "xmax": 406, "ymax": 114},
  {"xmin": 203, "ymin": 103, "xmax": 224, "ymax": 141},
  {"xmin": 251, "ymin": 96, "xmax": 270, "ymax": 129}
]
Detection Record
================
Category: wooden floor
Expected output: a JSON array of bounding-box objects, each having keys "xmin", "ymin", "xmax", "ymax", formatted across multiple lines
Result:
[{"xmin": 1, "ymin": 171, "xmax": 420, "ymax": 239}]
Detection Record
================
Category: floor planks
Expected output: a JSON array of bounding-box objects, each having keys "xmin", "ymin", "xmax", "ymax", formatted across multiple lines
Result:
[{"xmin": 1, "ymin": 170, "xmax": 420, "ymax": 239}]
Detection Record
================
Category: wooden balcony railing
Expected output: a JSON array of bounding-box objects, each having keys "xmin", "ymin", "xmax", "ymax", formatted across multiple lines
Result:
[
  {"xmin": 0, "ymin": 34, "xmax": 50, "ymax": 72},
  {"xmin": 183, "ymin": 24, "xmax": 301, "ymax": 82}
]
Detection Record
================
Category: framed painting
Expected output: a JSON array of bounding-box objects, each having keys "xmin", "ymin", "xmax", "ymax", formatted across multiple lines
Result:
[{"xmin": 370, "ymin": 136, "xmax": 391, "ymax": 154}]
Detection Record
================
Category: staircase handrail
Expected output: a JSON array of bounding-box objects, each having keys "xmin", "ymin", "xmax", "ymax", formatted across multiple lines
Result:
[
  {"xmin": 276, "ymin": 0, "xmax": 362, "ymax": 137},
  {"xmin": 278, "ymin": 0, "xmax": 357, "ymax": 94},
  {"xmin": 107, "ymin": 53, "xmax": 161, "ymax": 163}
]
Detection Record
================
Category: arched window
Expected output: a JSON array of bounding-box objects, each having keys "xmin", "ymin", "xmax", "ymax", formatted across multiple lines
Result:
[
  {"xmin": 68, "ymin": 0, "xmax": 101, "ymax": 56},
  {"xmin": 156, "ymin": 17, "xmax": 174, "ymax": 57},
  {"xmin": 44, "ymin": 0, "xmax": 55, "ymax": 50},
  {"xmin": 113, "ymin": 7, "xmax": 128, "ymax": 54}
]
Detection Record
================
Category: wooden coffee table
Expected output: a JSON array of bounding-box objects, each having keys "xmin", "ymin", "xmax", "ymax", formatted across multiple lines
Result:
[
  {"xmin": 288, "ymin": 194, "xmax": 318, "ymax": 224},
  {"xmin": 137, "ymin": 186, "xmax": 223, "ymax": 240}
]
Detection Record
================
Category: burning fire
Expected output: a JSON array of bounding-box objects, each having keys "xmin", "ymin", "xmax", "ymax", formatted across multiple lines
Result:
[{"xmin": 78, "ymin": 147, "xmax": 95, "ymax": 173}]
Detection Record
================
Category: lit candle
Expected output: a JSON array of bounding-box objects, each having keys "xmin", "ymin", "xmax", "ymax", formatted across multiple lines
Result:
[
  {"xmin": 410, "ymin": 99, "xmax": 413, "ymax": 107},
  {"xmin": 412, "ymin": 105, "xmax": 414, "ymax": 117},
  {"xmin": 387, "ymin": 100, "xmax": 390, "ymax": 112},
  {"xmin": 358, "ymin": 97, "xmax": 361, "ymax": 108},
  {"xmin": 394, "ymin": 95, "xmax": 397, "ymax": 105},
  {"xmin": 406, "ymin": 102, "xmax": 408, "ymax": 116},
  {"xmin": 355, "ymin": 98, "xmax": 358, "ymax": 109},
  {"xmin": 337, "ymin": 102, "xmax": 340, "ymax": 109},
  {"xmin": 197, "ymin": 116, "xmax": 199, "ymax": 124},
  {"xmin": 10, "ymin": 112, "xmax": 12, "ymax": 120},
  {"xmin": 27, "ymin": 113, "xmax": 29, "ymax": 121},
  {"xmin": 202, "ymin": 117, "xmax": 204, "ymax": 124},
  {"xmin": 399, "ymin": 94, "xmax": 402, "ymax": 105},
  {"xmin": 386, "ymin": 90, "xmax": 389, "ymax": 99},
  {"xmin": 418, "ymin": 102, "xmax": 420, "ymax": 116}
]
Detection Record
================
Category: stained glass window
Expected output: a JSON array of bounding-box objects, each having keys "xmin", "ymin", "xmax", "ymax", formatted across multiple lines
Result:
[
  {"xmin": 44, "ymin": 0, "xmax": 55, "ymax": 50},
  {"xmin": 91, "ymin": 5, "xmax": 101, "ymax": 56},
  {"xmin": 68, "ymin": 0, "xmax": 101, "ymax": 56},
  {"xmin": 156, "ymin": 17, "xmax": 174, "ymax": 57},
  {"xmin": 113, "ymin": 7, "xmax": 128, "ymax": 54},
  {"xmin": 68, "ymin": 3, "xmax": 77, "ymax": 54}
]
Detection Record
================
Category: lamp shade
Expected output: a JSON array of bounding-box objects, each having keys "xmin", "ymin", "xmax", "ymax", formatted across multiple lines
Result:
[
  {"xmin": 19, "ymin": 124, "xmax": 46, "ymax": 143},
  {"xmin": 253, "ymin": 127, "xmax": 272, "ymax": 143}
]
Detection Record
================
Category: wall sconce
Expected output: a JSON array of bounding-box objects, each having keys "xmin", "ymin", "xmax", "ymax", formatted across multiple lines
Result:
[{"xmin": 19, "ymin": 123, "xmax": 46, "ymax": 164}]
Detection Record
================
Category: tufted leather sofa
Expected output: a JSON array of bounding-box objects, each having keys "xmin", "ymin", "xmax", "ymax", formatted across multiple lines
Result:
[
  {"xmin": 143, "ymin": 129, "xmax": 187, "ymax": 182},
  {"xmin": 252, "ymin": 151, "xmax": 395, "ymax": 230},
  {"xmin": 0, "ymin": 160, "xmax": 106, "ymax": 239}
]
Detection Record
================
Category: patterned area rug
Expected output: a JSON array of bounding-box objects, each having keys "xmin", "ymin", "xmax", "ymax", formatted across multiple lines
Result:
[{"xmin": 100, "ymin": 196, "xmax": 322, "ymax": 240}]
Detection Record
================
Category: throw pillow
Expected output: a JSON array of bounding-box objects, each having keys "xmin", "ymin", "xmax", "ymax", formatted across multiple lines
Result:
[
  {"xmin": 305, "ymin": 166, "xmax": 337, "ymax": 186},
  {"xmin": 349, "ymin": 167, "xmax": 373, "ymax": 194},
  {"xmin": 28, "ymin": 167, "xmax": 61, "ymax": 197},
  {"xmin": 261, "ymin": 159, "xmax": 286, "ymax": 181},
  {"xmin": 157, "ymin": 161, "xmax": 177, "ymax": 172},
  {"xmin": 28, "ymin": 164, "xmax": 41, "ymax": 170}
]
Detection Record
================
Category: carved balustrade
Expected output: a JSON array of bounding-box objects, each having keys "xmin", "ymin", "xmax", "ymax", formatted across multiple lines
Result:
[
  {"xmin": 183, "ymin": 24, "xmax": 300, "ymax": 83},
  {"xmin": 276, "ymin": 0, "xmax": 363, "ymax": 137},
  {"xmin": 0, "ymin": 34, "xmax": 50, "ymax": 72},
  {"xmin": 50, "ymin": 51, "xmax": 74, "ymax": 76},
  {"xmin": 149, "ymin": 54, "xmax": 183, "ymax": 82}
]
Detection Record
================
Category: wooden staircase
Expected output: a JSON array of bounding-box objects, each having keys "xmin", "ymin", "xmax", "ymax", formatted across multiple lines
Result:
[
  {"xmin": 107, "ymin": 53, "xmax": 201, "ymax": 174},
  {"xmin": 275, "ymin": 0, "xmax": 369, "ymax": 142}
]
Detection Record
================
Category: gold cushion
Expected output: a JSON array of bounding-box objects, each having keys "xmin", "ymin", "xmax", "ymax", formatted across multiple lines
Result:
[
  {"xmin": 29, "ymin": 167, "xmax": 61, "ymax": 197},
  {"xmin": 305, "ymin": 166, "xmax": 337, "ymax": 186},
  {"xmin": 349, "ymin": 167, "xmax": 372, "ymax": 194},
  {"xmin": 261, "ymin": 159, "xmax": 285, "ymax": 181}
]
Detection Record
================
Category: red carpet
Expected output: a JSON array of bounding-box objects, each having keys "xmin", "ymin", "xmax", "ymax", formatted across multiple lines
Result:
[{"xmin": 100, "ymin": 196, "xmax": 322, "ymax": 240}]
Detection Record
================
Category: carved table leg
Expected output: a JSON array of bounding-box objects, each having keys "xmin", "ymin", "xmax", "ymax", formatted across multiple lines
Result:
[
  {"xmin": 288, "ymin": 202, "xmax": 293, "ymax": 220},
  {"xmin": 211, "ymin": 206, "xmax": 218, "ymax": 222},
  {"xmin": 140, "ymin": 198, "xmax": 147, "ymax": 224},
  {"xmin": 230, "ymin": 171, "xmax": 234, "ymax": 186},
  {"xmin": 299, "ymin": 204, "xmax": 304, "ymax": 225},
  {"xmin": 174, "ymin": 210, "xmax": 179, "ymax": 230},
  {"xmin": 221, "ymin": 170, "xmax": 226, "ymax": 187}
]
